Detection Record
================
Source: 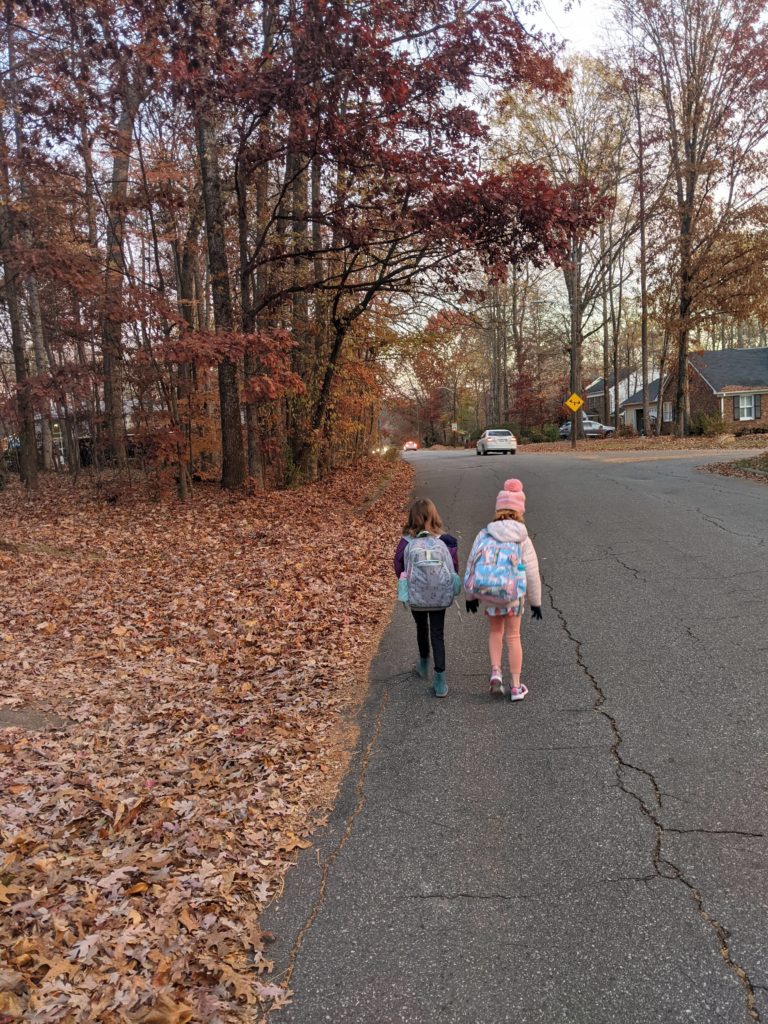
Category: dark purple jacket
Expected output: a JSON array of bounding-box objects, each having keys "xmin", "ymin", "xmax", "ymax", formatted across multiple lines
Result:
[{"xmin": 394, "ymin": 533, "xmax": 459, "ymax": 577}]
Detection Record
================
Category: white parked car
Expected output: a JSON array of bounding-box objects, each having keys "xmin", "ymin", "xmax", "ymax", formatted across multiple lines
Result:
[{"xmin": 476, "ymin": 429, "xmax": 517, "ymax": 455}]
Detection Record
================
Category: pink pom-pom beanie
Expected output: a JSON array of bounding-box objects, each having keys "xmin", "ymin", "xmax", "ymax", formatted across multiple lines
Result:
[{"xmin": 495, "ymin": 478, "xmax": 526, "ymax": 513}]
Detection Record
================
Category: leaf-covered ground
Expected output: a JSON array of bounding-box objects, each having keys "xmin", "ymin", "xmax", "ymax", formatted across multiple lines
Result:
[
  {"xmin": 0, "ymin": 460, "xmax": 411, "ymax": 1024},
  {"xmin": 518, "ymin": 433, "xmax": 768, "ymax": 453},
  {"xmin": 702, "ymin": 450, "xmax": 768, "ymax": 484}
]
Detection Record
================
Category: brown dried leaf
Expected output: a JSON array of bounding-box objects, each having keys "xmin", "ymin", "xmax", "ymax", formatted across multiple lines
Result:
[{"xmin": 0, "ymin": 461, "xmax": 411, "ymax": 1022}]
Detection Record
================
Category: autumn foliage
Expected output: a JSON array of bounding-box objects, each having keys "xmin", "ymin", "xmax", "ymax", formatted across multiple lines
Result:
[{"xmin": 0, "ymin": 0, "xmax": 599, "ymax": 492}]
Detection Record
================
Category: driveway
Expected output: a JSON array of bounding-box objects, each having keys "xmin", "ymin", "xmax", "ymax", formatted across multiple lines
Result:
[{"xmin": 263, "ymin": 449, "xmax": 768, "ymax": 1024}]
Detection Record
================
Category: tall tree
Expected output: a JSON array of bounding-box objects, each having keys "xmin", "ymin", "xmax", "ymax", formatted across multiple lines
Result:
[
  {"xmin": 101, "ymin": 77, "xmax": 140, "ymax": 467},
  {"xmin": 617, "ymin": 0, "xmax": 768, "ymax": 434},
  {"xmin": 498, "ymin": 57, "xmax": 627, "ymax": 440},
  {"xmin": 195, "ymin": 109, "xmax": 247, "ymax": 489}
]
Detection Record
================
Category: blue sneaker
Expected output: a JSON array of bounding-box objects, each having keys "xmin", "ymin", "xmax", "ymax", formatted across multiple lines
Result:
[
  {"xmin": 433, "ymin": 671, "xmax": 448, "ymax": 698},
  {"xmin": 415, "ymin": 657, "xmax": 429, "ymax": 679}
]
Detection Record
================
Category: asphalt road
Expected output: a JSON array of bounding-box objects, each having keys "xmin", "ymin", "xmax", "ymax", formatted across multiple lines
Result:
[{"xmin": 263, "ymin": 449, "xmax": 768, "ymax": 1024}]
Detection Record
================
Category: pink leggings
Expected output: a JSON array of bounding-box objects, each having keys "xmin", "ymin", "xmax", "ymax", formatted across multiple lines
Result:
[{"xmin": 488, "ymin": 613, "xmax": 523, "ymax": 675}]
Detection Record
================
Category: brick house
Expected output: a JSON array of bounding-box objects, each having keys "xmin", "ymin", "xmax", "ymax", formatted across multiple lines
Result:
[
  {"xmin": 622, "ymin": 349, "xmax": 768, "ymax": 433},
  {"xmin": 651, "ymin": 350, "xmax": 768, "ymax": 434},
  {"xmin": 687, "ymin": 348, "xmax": 767, "ymax": 432}
]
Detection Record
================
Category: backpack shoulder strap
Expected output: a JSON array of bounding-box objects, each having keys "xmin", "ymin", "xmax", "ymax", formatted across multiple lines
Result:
[{"xmin": 403, "ymin": 533, "xmax": 422, "ymax": 569}]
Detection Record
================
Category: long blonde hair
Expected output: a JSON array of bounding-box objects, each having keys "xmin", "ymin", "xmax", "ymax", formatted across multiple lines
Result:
[{"xmin": 403, "ymin": 498, "xmax": 444, "ymax": 536}]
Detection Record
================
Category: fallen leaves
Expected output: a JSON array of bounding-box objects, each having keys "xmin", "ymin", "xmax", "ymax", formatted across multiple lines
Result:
[
  {"xmin": 520, "ymin": 433, "xmax": 768, "ymax": 453},
  {"xmin": 137, "ymin": 994, "xmax": 193, "ymax": 1024},
  {"xmin": 0, "ymin": 459, "xmax": 411, "ymax": 1022},
  {"xmin": 702, "ymin": 450, "xmax": 768, "ymax": 483}
]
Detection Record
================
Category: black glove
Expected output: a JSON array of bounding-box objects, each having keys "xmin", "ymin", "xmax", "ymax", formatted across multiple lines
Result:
[
  {"xmin": 530, "ymin": 605, "xmax": 543, "ymax": 620},
  {"xmin": 465, "ymin": 599, "xmax": 479, "ymax": 614}
]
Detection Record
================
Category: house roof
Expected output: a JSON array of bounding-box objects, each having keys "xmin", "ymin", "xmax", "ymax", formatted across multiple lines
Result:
[
  {"xmin": 622, "ymin": 378, "xmax": 663, "ymax": 407},
  {"xmin": 688, "ymin": 348, "xmax": 768, "ymax": 392},
  {"xmin": 586, "ymin": 368, "xmax": 635, "ymax": 396}
]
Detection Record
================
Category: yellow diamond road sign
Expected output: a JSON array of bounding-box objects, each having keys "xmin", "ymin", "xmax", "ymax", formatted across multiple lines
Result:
[{"xmin": 565, "ymin": 393, "xmax": 584, "ymax": 413}]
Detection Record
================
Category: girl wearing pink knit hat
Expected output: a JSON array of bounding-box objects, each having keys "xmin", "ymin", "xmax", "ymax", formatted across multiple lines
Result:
[{"xmin": 463, "ymin": 479, "xmax": 543, "ymax": 701}]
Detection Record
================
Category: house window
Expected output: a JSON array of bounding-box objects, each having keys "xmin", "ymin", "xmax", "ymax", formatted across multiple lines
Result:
[
  {"xmin": 733, "ymin": 394, "xmax": 762, "ymax": 421},
  {"xmin": 662, "ymin": 402, "xmax": 673, "ymax": 422}
]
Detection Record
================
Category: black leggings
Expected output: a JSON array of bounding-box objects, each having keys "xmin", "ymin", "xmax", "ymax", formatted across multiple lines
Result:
[{"xmin": 412, "ymin": 609, "xmax": 446, "ymax": 673}]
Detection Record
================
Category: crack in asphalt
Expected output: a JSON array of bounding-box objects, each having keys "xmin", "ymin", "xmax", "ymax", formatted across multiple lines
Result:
[
  {"xmin": 688, "ymin": 509, "xmax": 766, "ymax": 547},
  {"xmin": 273, "ymin": 688, "xmax": 390, "ymax": 1001},
  {"xmin": 608, "ymin": 547, "xmax": 648, "ymax": 583},
  {"xmin": 544, "ymin": 578, "xmax": 761, "ymax": 1023},
  {"xmin": 666, "ymin": 827, "xmax": 765, "ymax": 839}
]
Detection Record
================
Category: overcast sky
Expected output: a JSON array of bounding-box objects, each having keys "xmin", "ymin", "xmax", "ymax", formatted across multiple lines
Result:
[{"xmin": 528, "ymin": 0, "xmax": 612, "ymax": 54}]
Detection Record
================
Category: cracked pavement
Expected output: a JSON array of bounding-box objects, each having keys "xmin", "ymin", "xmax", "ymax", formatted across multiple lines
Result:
[{"xmin": 263, "ymin": 449, "xmax": 768, "ymax": 1023}]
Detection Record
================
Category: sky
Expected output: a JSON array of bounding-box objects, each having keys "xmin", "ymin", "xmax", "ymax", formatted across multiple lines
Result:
[{"xmin": 528, "ymin": 0, "xmax": 611, "ymax": 55}]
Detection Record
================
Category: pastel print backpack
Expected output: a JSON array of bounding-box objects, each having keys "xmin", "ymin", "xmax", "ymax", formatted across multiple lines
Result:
[
  {"xmin": 404, "ymin": 533, "xmax": 456, "ymax": 611},
  {"xmin": 464, "ymin": 530, "xmax": 526, "ymax": 607}
]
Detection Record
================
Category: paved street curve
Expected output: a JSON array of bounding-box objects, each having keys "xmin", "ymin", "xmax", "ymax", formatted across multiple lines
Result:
[{"xmin": 264, "ymin": 449, "xmax": 768, "ymax": 1024}]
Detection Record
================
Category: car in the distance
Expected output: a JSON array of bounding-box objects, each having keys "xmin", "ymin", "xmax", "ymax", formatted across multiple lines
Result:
[
  {"xmin": 402, "ymin": 440, "xmax": 419, "ymax": 451},
  {"xmin": 476, "ymin": 429, "xmax": 517, "ymax": 455},
  {"xmin": 559, "ymin": 418, "xmax": 616, "ymax": 439}
]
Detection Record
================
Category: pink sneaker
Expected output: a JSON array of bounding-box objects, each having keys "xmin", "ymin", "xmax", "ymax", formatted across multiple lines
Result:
[
  {"xmin": 510, "ymin": 684, "xmax": 528, "ymax": 702},
  {"xmin": 489, "ymin": 668, "xmax": 503, "ymax": 698}
]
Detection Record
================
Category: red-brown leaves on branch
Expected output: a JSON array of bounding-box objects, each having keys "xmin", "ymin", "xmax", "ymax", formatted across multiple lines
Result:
[{"xmin": 423, "ymin": 169, "xmax": 611, "ymax": 273}]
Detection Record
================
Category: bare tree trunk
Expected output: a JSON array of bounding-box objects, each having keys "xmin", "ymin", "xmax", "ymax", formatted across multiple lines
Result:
[
  {"xmin": 675, "ymin": 252, "xmax": 693, "ymax": 436},
  {"xmin": 606, "ymin": 217, "xmax": 624, "ymax": 433},
  {"xmin": 26, "ymin": 279, "xmax": 53, "ymax": 468},
  {"xmin": 634, "ymin": 87, "xmax": 650, "ymax": 438},
  {"xmin": 44, "ymin": 331, "xmax": 80, "ymax": 474},
  {"xmin": 0, "ymin": 74, "xmax": 36, "ymax": 486},
  {"xmin": 600, "ymin": 225, "xmax": 611, "ymax": 427},
  {"xmin": 174, "ymin": 236, "xmax": 195, "ymax": 472},
  {"xmin": 102, "ymin": 82, "xmax": 140, "ymax": 467},
  {"xmin": 487, "ymin": 285, "xmax": 505, "ymax": 426},
  {"xmin": 655, "ymin": 333, "xmax": 669, "ymax": 435},
  {"xmin": 173, "ymin": 205, "xmax": 203, "ymax": 498},
  {"xmin": 286, "ymin": 146, "xmax": 313, "ymax": 477},
  {"xmin": 81, "ymin": 114, "xmax": 98, "ymax": 250},
  {"xmin": 235, "ymin": 137, "xmax": 263, "ymax": 483},
  {"xmin": 12, "ymin": 186, "xmax": 50, "ymax": 468},
  {"xmin": 196, "ymin": 110, "xmax": 246, "ymax": 490},
  {"xmin": 5, "ymin": 13, "xmax": 53, "ymax": 470},
  {"xmin": 0, "ymin": 226, "xmax": 36, "ymax": 486},
  {"xmin": 564, "ymin": 244, "xmax": 583, "ymax": 447}
]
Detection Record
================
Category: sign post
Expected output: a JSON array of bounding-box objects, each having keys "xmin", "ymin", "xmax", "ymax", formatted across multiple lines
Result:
[{"xmin": 564, "ymin": 392, "xmax": 584, "ymax": 449}]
